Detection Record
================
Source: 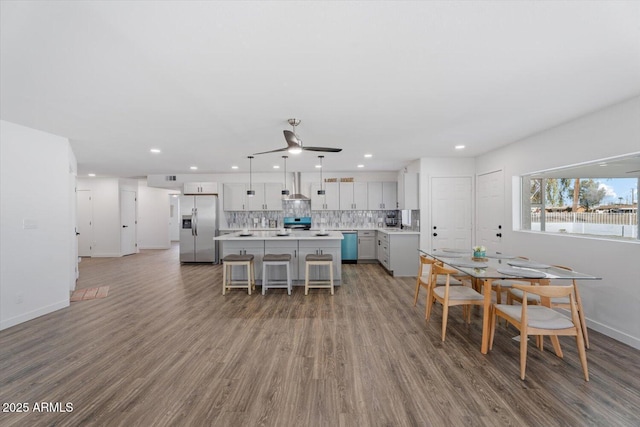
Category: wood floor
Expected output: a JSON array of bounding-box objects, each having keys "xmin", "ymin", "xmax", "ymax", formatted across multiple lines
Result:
[{"xmin": 1, "ymin": 244, "xmax": 639, "ymax": 427}]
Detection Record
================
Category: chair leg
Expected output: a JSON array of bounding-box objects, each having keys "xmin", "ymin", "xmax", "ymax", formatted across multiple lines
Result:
[
  {"xmin": 247, "ymin": 262, "xmax": 251, "ymax": 295},
  {"xmin": 441, "ymin": 304, "xmax": 449, "ymax": 341},
  {"xmin": 413, "ymin": 277, "xmax": 421, "ymax": 307},
  {"xmin": 425, "ymin": 289, "xmax": 433, "ymax": 321},
  {"xmin": 489, "ymin": 306, "xmax": 496, "ymax": 350},
  {"xmin": 576, "ymin": 332, "xmax": 590, "ymax": 381},
  {"xmin": 550, "ymin": 336, "xmax": 563, "ymax": 358},
  {"xmin": 286, "ymin": 263, "xmax": 292, "ymax": 296},
  {"xmin": 520, "ymin": 330, "xmax": 528, "ymax": 380},
  {"xmin": 262, "ymin": 262, "xmax": 267, "ymax": 295},
  {"xmin": 495, "ymin": 285, "xmax": 502, "ymax": 304}
]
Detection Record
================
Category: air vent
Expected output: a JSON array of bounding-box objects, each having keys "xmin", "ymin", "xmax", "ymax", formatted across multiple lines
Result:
[{"xmin": 165, "ymin": 175, "xmax": 177, "ymax": 181}]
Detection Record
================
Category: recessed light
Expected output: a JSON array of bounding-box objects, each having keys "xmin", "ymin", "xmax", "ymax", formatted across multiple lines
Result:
[
  {"xmin": 231, "ymin": 165, "xmax": 239, "ymax": 170},
  {"xmin": 357, "ymin": 164, "xmax": 364, "ymax": 168},
  {"xmin": 273, "ymin": 165, "xmax": 280, "ymax": 169},
  {"xmin": 88, "ymin": 173, "xmax": 96, "ymax": 177},
  {"xmin": 315, "ymin": 164, "xmax": 322, "ymax": 168},
  {"xmin": 150, "ymin": 148, "xmax": 161, "ymax": 153},
  {"xmin": 364, "ymin": 154, "xmax": 372, "ymax": 158},
  {"xmin": 190, "ymin": 166, "xmax": 198, "ymax": 170},
  {"xmin": 599, "ymin": 163, "xmax": 608, "ymax": 167},
  {"xmin": 455, "ymin": 145, "xmax": 465, "ymax": 150}
]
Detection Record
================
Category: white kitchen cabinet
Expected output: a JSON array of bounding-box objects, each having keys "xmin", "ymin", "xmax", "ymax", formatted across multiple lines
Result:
[
  {"xmin": 357, "ymin": 230, "xmax": 376, "ymax": 261},
  {"xmin": 184, "ymin": 182, "xmax": 218, "ymax": 194},
  {"xmin": 376, "ymin": 231, "xmax": 419, "ymax": 277},
  {"xmin": 224, "ymin": 183, "xmax": 283, "ymax": 211},
  {"xmin": 368, "ymin": 182, "xmax": 397, "ymax": 210},
  {"xmin": 223, "ymin": 183, "xmax": 247, "ymax": 211},
  {"xmin": 298, "ymin": 240, "xmax": 341, "ymax": 281},
  {"xmin": 310, "ymin": 182, "xmax": 339, "ymax": 211},
  {"xmin": 339, "ymin": 182, "xmax": 368, "ymax": 210},
  {"xmin": 247, "ymin": 183, "xmax": 284, "ymax": 211},
  {"xmin": 397, "ymin": 173, "xmax": 419, "ymax": 210}
]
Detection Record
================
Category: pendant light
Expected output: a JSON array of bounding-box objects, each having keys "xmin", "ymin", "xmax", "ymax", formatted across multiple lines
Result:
[
  {"xmin": 281, "ymin": 155, "xmax": 290, "ymax": 196},
  {"xmin": 246, "ymin": 156, "xmax": 255, "ymax": 197},
  {"xmin": 317, "ymin": 155, "xmax": 325, "ymax": 195}
]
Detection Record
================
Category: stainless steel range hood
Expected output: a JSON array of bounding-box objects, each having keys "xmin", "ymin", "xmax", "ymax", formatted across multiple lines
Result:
[{"xmin": 286, "ymin": 172, "xmax": 309, "ymax": 200}]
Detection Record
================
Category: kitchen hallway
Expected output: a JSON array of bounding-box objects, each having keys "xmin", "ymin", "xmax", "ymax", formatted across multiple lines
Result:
[{"xmin": 1, "ymin": 245, "xmax": 639, "ymax": 426}]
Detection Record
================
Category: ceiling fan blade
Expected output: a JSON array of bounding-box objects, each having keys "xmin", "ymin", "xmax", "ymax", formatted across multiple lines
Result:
[
  {"xmin": 283, "ymin": 130, "xmax": 301, "ymax": 147},
  {"xmin": 302, "ymin": 146, "xmax": 343, "ymax": 153},
  {"xmin": 253, "ymin": 147, "xmax": 288, "ymax": 155}
]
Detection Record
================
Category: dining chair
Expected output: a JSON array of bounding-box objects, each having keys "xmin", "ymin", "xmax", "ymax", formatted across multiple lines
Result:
[
  {"xmin": 490, "ymin": 284, "xmax": 589, "ymax": 381},
  {"xmin": 426, "ymin": 263, "xmax": 484, "ymax": 341},
  {"xmin": 508, "ymin": 265, "xmax": 590, "ymax": 348}
]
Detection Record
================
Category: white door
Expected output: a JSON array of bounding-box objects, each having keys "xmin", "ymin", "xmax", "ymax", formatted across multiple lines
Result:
[
  {"xmin": 77, "ymin": 190, "xmax": 93, "ymax": 257},
  {"xmin": 120, "ymin": 190, "xmax": 137, "ymax": 256},
  {"xmin": 431, "ymin": 177, "xmax": 472, "ymax": 250},
  {"xmin": 477, "ymin": 170, "xmax": 504, "ymax": 252}
]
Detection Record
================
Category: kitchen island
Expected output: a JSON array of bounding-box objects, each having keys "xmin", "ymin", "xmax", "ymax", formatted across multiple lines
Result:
[{"xmin": 215, "ymin": 230, "xmax": 344, "ymax": 285}]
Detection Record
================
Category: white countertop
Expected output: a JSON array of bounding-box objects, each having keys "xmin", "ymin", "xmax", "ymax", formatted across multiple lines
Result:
[
  {"xmin": 219, "ymin": 227, "xmax": 419, "ymax": 235},
  {"xmin": 215, "ymin": 230, "xmax": 345, "ymax": 241}
]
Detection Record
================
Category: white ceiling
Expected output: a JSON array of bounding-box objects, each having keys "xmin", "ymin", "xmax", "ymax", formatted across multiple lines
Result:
[{"xmin": 2, "ymin": 1, "xmax": 640, "ymax": 177}]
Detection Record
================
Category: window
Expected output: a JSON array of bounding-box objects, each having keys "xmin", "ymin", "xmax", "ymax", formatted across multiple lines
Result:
[{"xmin": 520, "ymin": 154, "xmax": 639, "ymax": 241}]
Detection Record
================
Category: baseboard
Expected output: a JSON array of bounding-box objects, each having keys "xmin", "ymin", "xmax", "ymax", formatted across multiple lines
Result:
[
  {"xmin": 0, "ymin": 300, "xmax": 69, "ymax": 331},
  {"xmin": 557, "ymin": 308, "xmax": 640, "ymax": 350},
  {"xmin": 138, "ymin": 245, "xmax": 171, "ymax": 250},
  {"xmin": 91, "ymin": 252, "xmax": 123, "ymax": 257}
]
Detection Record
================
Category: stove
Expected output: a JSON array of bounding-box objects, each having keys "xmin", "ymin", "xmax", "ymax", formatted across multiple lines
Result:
[{"xmin": 283, "ymin": 216, "xmax": 312, "ymax": 230}]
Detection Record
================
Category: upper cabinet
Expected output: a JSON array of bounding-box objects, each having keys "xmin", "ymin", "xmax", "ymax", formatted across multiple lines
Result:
[
  {"xmin": 224, "ymin": 183, "xmax": 284, "ymax": 211},
  {"xmin": 247, "ymin": 183, "xmax": 284, "ymax": 211},
  {"xmin": 339, "ymin": 182, "xmax": 368, "ymax": 210},
  {"xmin": 223, "ymin": 183, "xmax": 247, "ymax": 211},
  {"xmin": 310, "ymin": 182, "xmax": 339, "ymax": 211},
  {"xmin": 397, "ymin": 173, "xmax": 419, "ymax": 210},
  {"xmin": 183, "ymin": 182, "xmax": 218, "ymax": 194},
  {"xmin": 368, "ymin": 182, "xmax": 397, "ymax": 210}
]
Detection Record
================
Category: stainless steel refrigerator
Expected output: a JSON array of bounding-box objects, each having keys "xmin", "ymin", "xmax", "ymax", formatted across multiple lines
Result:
[{"xmin": 179, "ymin": 195, "xmax": 218, "ymax": 263}]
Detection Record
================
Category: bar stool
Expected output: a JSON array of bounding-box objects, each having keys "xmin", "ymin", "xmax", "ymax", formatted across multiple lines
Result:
[
  {"xmin": 262, "ymin": 254, "xmax": 292, "ymax": 295},
  {"xmin": 304, "ymin": 254, "xmax": 334, "ymax": 295},
  {"xmin": 222, "ymin": 254, "xmax": 255, "ymax": 295}
]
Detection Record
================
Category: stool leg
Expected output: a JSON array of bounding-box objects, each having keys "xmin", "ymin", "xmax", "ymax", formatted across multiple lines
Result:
[
  {"xmin": 330, "ymin": 262, "xmax": 334, "ymax": 295},
  {"xmin": 251, "ymin": 260, "xmax": 256, "ymax": 290},
  {"xmin": 246, "ymin": 261, "xmax": 251, "ymax": 295},
  {"xmin": 286, "ymin": 262, "xmax": 291, "ymax": 295},
  {"xmin": 222, "ymin": 263, "xmax": 227, "ymax": 296},
  {"xmin": 262, "ymin": 262, "xmax": 267, "ymax": 295},
  {"xmin": 305, "ymin": 262, "xmax": 310, "ymax": 295}
]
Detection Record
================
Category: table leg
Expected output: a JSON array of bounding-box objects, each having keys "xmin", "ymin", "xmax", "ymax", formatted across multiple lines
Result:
[{"xmin": 481, "ymin": 278, "xmax": 493, "ymax": 354}]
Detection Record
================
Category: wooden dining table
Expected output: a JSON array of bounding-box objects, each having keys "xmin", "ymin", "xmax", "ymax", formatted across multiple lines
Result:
[{"xmin": 419, "ymin": 248, "xmax": 601, "ymax": 354}]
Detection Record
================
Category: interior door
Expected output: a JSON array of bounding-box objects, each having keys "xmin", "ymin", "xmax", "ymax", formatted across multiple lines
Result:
[
  {"xmin": 77, "ymin": 190, "xmax": 93, "ymax": 257},
  {"xmin": 477, "ymin": 170, "xmax": 504, "ymax": 252},
  {"xmin": 120, "ymin": 190, "xmax": 137, "ymax": 256},
  {"xmin": 431, "ymin": 177, "xmax": 472, "ymax": 250}
]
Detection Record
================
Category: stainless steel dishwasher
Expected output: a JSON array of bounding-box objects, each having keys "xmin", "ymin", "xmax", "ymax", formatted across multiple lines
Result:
[{"xmin": 340, "ymin": 231, "xmax": 358, "ymax": 264}]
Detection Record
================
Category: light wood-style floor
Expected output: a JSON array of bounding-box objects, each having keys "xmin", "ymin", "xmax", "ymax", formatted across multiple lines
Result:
[{"xmin": 1, "ymin": 244, "xmax": 640, "ymax": 426}]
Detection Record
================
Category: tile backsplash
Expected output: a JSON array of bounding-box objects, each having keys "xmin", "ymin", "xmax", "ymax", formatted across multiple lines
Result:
[{"xmin": 224, "ymin": 208, "xmax": 420, "ymax": 230}]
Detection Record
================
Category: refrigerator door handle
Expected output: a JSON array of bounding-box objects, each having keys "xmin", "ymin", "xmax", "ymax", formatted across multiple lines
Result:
[
  {"xmin": 191, "ymin": 208, "xmax": 196, "ymax": 236},
  {"xmin": 193, "ymin": 208, "xmax": 198, "ymax": 236}
]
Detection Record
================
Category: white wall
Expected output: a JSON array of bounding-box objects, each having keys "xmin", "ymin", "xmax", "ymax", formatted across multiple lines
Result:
[
  {"xmin": 137, "ymin": 181, "xmax": 173, "ymax": 249},
  {"xmin": 1, "ymin": 120, "xmax": 75, "ymax": 330},
  {"xmin": 476, "ymin": 96, "xmax": 640, "ymax": 349}
]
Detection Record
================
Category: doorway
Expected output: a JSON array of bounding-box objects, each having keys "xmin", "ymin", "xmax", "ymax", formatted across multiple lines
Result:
[
  {"xmin": 430, "ymin": 177, "xmax": 472, "ymax": 250},
  {"xmin": 120, "ymin": 190, "xmax": 137, "ymax": 256},
  {"xmin": 477, "ymin": 170, "xmax": 504, "ymax": 252},
  {"xmin": 77, "ymin": 189, "xmax": 93, "ymax": 257}
]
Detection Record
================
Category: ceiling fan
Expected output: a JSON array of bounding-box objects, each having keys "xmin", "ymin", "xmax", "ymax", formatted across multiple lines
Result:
[{"xmin": 253, "ymin": 118, "xmax": 343, "ymax": 155}]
